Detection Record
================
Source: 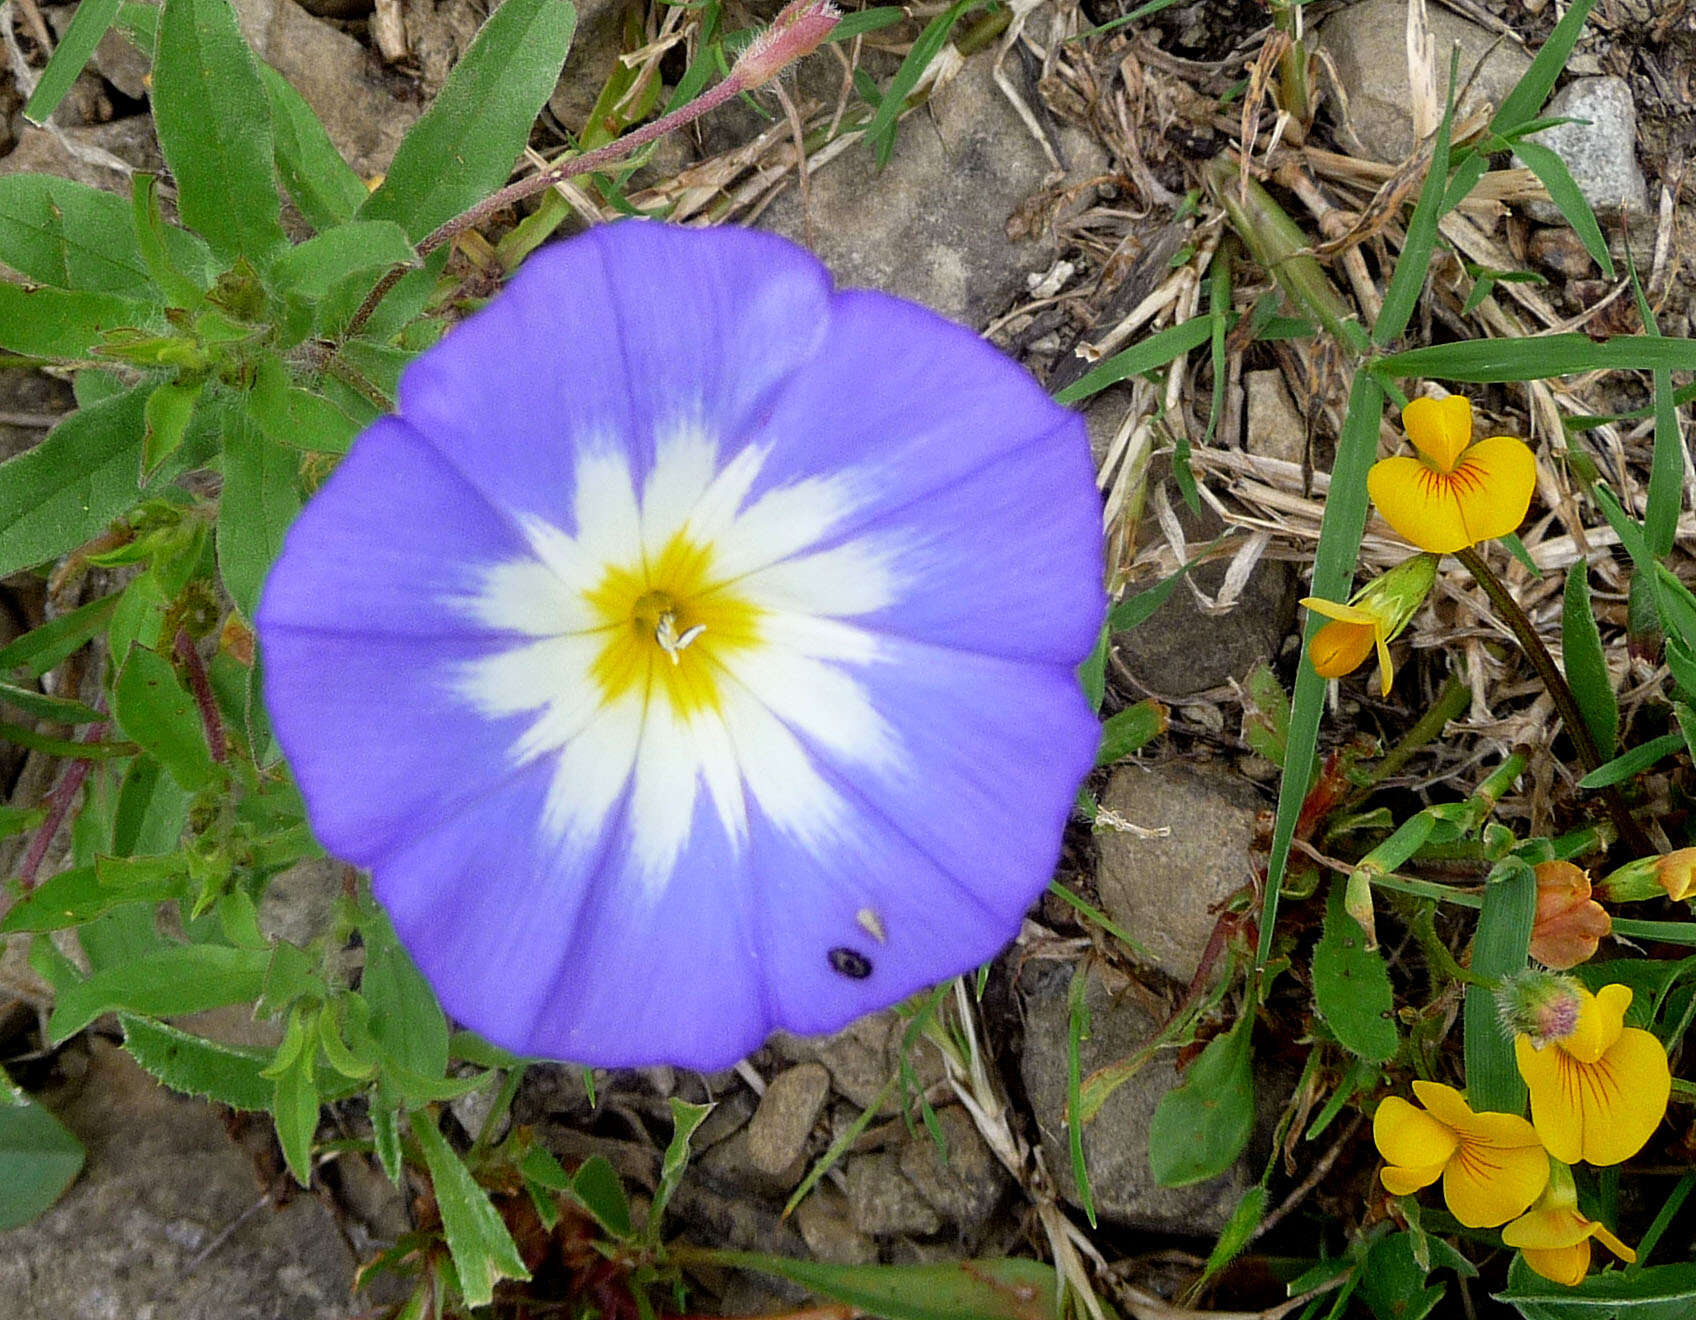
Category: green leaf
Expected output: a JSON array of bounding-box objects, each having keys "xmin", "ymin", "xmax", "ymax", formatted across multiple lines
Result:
[
  {"xmin": 0, "ymin": 173, "xmax": 155, "ymax": 292},
  {"xmin": 1312, "ymin": 878, "xmax": 1398, "ymax": 1063},
  {"xmin": 1562, "ymin": 561, "xmax": 1619, "ymax": 758},
  {"xmin": 705, "ymin": 1252, "xmax": 1060, "ymax": 1320},
  {"xmin": 1053, "ymin": 315, "xmax": 1213, "ymax": 405},
  {"xmin": 248, "ymin": 361, "xmax": 360, "ymax": 455},
  {"xmin": 1576, "ymin": 733, "xmax": 1685, "ymax": 789},
  {"xmin": 1148, "ymin": 1015, "xmax": 1255, "ymax": 1187},
  {"xmin": 260, "ymin": 64, "xmax": 368, "ymax": 234},
  {"xmin": 1496, "ymin": 1258, "xmax": 1696, "ymax": 1319},
  {"xmin": 1463, "ymin": 857, "xmax": 1536, "ymax": 1113},
  {"xmin": 1357, "ymin": 1231, "xmax": 1444, "ymax": 1320},
  {"xmin": 1511, "ymin": 138, "xmax": 1613, "ymax": 278},
  {"xmin": 372, "ymin": 1100, "xmax": 402, "ymax": 1183},
  {"xmin": 111, "ymin": 645, "xmax": 217, "ymax": 792},
  {"xmin": 363, "ymin": 911, "xmax": 450, "ymax": 1082},
  {"xmin": 0, "ymin": 283, "xmax": 159, "ymax": 358},
  {"xmin": 1373, "ymin": 52, "xmax": 1453, "ymax": 347},
  {"xmin": 152, "ymin": 0, "xmax": 286, "ymax": 262},
  {"xmin": 111, "ymin": 752, "xmax": 192, "ymax": 857},
  {"xmin": 1489, "ymin": 0, "xmax": 1597, "ymax": 136},
  {"xmin": 272, "ymin": 1009, "xmax": 321, "ymax": 1185},
  {"xmin": 1260, "ymin": 374, "xmax": 1385, "ymax": 968},
  {"xmin": 360, "ymin": 0, "xmax": 577, "ymax": 241},
  {"xmin": 269, "ymin": 221, "xmax": 417, "ymax": 299},
  {"xmin": 0, "ymin": 860, "xmax": 189, "ymax": 933},
  {"xmin": 217, "ymin": 410, "xmax": 302, "ymax": 618},
  {"xmin": 22, "ymin": 0, "xmax": 123, "ymax": 124},
  {"xmin": 0, "ymin": 594, "xmax": 118, "ymax": 683},
  {"xmin": 1078, "ymin": 626, "xmax": 1107, "ymax": 711},
  {"xmin": 47, "ymin": 942, "xmax": 271, "ymax": 1041},
  {"xmin": 1095, "ymin": 698, "xmax": 1167, "ymax": 765},
  {"xmin": 1198, "ymin": 1183, "xmax": 1268, "ymax": 1290},
  {"xmin": 650, "ymin": 1097, "xmax": 711, "ymax": 1234},
  {"xmin": 119, "ymin": 1013, "xmax": 273, "ymax": 1110},
  {"xmin": 142, "ymin": 378, "xmax": 204, "ymax": 477},
  {"xmin": 130, "ymin": 173, "xmax": 212, "ymax": 307},
  {"xmin": 1376, "ymin": 334, "xmax": 1696, "ymax": 382},
  {"xmin": 1064, "ymin": 962, "xmax": 1094, "ymax": 1227},
  {"xmin": 570, "ymin": 1154, "xmax": 633, "ymax": 1239},
  {"xmin": 0, "ymin": 1078, "xmax": 84, "ymax": 1230},
  {"xmin": 408, "ymin": 1110, "xmax": 530, "ymax": 1307},
  {"xmin": 0, "ymin": 385, "xmax": 148, "ymax": 581},
  {"xmin": 0, "ymin": 678, "xmax": 104, "ymax": 724}
]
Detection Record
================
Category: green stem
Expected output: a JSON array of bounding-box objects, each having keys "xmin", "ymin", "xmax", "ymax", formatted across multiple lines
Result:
[
  {"xmin": 1455, "ymin": 546, "xmax": 1653, "ymax": 856},
  {"xmin": 1344, "ymin": 672, "xmax": 1470, "ymax": 809}
]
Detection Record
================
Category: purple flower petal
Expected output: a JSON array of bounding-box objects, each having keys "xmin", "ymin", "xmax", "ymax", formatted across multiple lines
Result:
[{"xmin": 258, "ymin": 220, "xmax": 1107, "ymax": 1071}]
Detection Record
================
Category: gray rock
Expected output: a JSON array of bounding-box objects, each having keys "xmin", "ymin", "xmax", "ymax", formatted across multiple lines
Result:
[
  {"xmin": 1095, "ymin": 760, "xmax": 1261, "ymax": 984},
  {"xmin": 1317, "ymin": 0, "xmax": 1531, "ymax": 162},
  {"xmin": 792, "ymin": 1184, "xmax": 878, "ymax": 1265},
  {"xmin": 229, "ymin": 0, "xmax": 416, "ymax": 178},
  {"xmin": 744, "ymin": 1062, "xmax": 830, "ymax": 1175},
  {"xmin": 1243, "ymin": 369, "xmax": 1305, "ymax": 468},
  {"xmin": 546, "ymin": 0, "xmax": 643, "ymax": 135},
  {"xmin": 1521, "ymin": 77, "xmax": 1648, "ymax": 225},
  {"xmin": 844, "ymin": 1151, "xmax": 943, "ymax": 1237},
  {"xmin": 760, "ymin": 55, "xmax": 1062, "ymax": 327},
  {"xmin": 696, "ymin": 1129, "xmax": 806, "ymax": 1199},
  {"xmin": 1017, "ymin": 960, "xmax": 1251, "ymax": 1232},
  {"xmin": 771, "ymin": 1006, "xmax": 948, "ymax": 1114},
  {"xmin": 0, "ymin": 119, "xmax": 163, "ymax": 189},
  {"xmin": 0, "ymin": 1039, "xmax": 355, "ymax": 1320},
  {"xmin": 1112, "ymin": 497, "xmax": 1298, "ymax": 698},
  {"xmin": 93, "ymin": 25, "xmax": 153, "ymax": 101},
  {"xmin": 896, "ymin": 1105, "xmax": 1006, "ymax": 1237}
]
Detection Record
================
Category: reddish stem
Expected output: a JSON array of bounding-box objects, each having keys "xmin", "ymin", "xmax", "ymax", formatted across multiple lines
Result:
[
  {"xmin": 174, "ymin": 628, "xmax": 227, "ymax": 763},
  {"xmin": 19, "ymin": 715, "xmax": 108, "ymax": 888}
]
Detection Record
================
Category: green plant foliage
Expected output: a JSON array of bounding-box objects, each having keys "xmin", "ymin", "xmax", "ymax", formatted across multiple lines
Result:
[
  {"xmin": 409, "ymin": 1108, "xmax": 531, "ymax": 1306},
  {"xmin": 1312, "ymin": 879, "xmax": 1398, "ymax": 1063},
  {"xmin": 110, "ymin": 644, "xmax": 218, "ymax": 793},
  {"xmin": 47, "ymin": 943, "xmax": 271, "ymax": 1042},
  {"xmin": 216, "ymin": 413, "xmax": 304, "ymax": 618},
  {"xmin": 1562, "ymin": 562, "xmax": 1619, "ymax": 757},
  {"xmin": 1497, "ymin": 1259, "xmax": 1696, "ymax": 1319},
  {"xmin": 1095, "ymin": 698, "xmax": 1167, "ymax": 765},
  {"xmin": 703, "ymin": 1252, "xmax": 1061, "ymax": 1320},
  {"xmin": 1148, "ymin": 1015, "xmax": 1255, "ymax": 1187},
  {"xmin": 0, "ymin": 1071, "xmax": 85, "ymax": 1230},
  {"xmin": 359, "ymin": 0, "xmax": 577, "ymax": 240},
  {"xmin": 21, "ymin": 0, "xmax": 123, "ymax": 123},
  {"xmin": 120, "ymin": 1013, "xmax": 272, "ymax": 1110},
  {"xmin": 1463, "ymin": 859, "xmax": 1535, "ymax": 1114}
]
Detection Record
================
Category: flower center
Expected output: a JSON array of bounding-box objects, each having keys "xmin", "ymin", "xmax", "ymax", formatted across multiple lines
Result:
[{"xmin": 585, "ymin": 532, "xmax": 762, "ymax": 717}]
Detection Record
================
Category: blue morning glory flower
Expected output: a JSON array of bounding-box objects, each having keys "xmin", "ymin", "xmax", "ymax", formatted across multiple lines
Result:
[{"xmin": 257, "ymin": 221, "xmax": 1105, "ymax": 1070}]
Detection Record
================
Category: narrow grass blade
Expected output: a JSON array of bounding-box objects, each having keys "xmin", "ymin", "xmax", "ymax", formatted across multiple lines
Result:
[
  {"xmin": 1378, "ymin": 334, "xmax": 1696, "ymax": 381},
  {"xmin": 1562, "ymin": 561, "xmax": 1619, "ymax": 758},
  {"xmin": 1259, "ymin": 373, "xmax": 1384, "ymax": 969},
  {"xmin": 1463, "ymin": 858, "xmax": 1535, "ymax": 1114},
  {"xmin": 1374, "ymin": 53, "xmax": 1455, "ymax": 348}
]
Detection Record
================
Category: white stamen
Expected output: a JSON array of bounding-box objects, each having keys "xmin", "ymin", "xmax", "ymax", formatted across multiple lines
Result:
[
  {"xmin": 856, "ymin": 906, "xmax": 886, "ymax": 944},
  {"xmin": 655, "ymin": 611, "xmax": 706, "ymax": 665}
]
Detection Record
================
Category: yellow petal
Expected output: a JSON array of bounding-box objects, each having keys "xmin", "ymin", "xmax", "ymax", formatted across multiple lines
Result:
[
  {"xmin": 1503, "ymin": 1206, "xmax": 1593, "ymax": 1250},
  {"xmin": 1448, "ymin": 435, "xmax": 1537, "ymax": 545},
  {"xmin": 1591, "ymin": 1222, "xmax": 1636, "ymax": 1264},
  {"xmin": 1300, "ymin": 597, "xmax": 1377, "ymax": 624},
  {"xmin": 1521, "ymin": 1026, "xmax": 1670, "ymax": 1166},
  {"xmin": 1562, "ymin": 984, "xmax": 1631, "ymax": 1064},
  {"xmin": 1382, "ymin": 1158, "xmax": 1450, "ymax": 1197},
  {"xmin": 1374, "ymin": 629, "xmax": 1395, "ymax": 697},
  {"xmin": 1375, "ymin": 1094, "xmax": 1458, "ymax": 1169},
  {"xmin": 1520, "ymin": 1242, "xmax": 1592, "ymax": 1287},
  {"xmin": 1442, "ymin": 1138, "xmax": 1549, "ymax": 1228},
  {"xmin": 1368, "ymin": 455, "xmax": 1473, "ymax": 554},
  {"xmin": 1311, "ymin": 617, "xmax": 1377, "ymax": 678},
  {"xmin": 1517, "ymin": 1035, "xmax": 1581, "ymax": 1165},
  {"xmin": 1403, "ymin": 395, "xmax": 1473, "ymax": 473}
]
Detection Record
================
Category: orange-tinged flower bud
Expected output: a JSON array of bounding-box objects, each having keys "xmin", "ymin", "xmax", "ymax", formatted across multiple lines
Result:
[
  {"xmin": 1526, "ymin": 860, "xmax": 1610, "ymax": 969},
  {"xmin": 1657, "ymin": 847, "xmax": 1696, "ymax": 901},
  {"xmin": 1300, "ymin": 553, "xmax": 1436, "ymax": 695}
]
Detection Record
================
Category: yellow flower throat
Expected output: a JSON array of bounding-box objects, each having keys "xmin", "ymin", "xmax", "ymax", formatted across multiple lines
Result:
[{"xmin": 584, "ymin": 531, "xmax": 762, "ymax": 717}]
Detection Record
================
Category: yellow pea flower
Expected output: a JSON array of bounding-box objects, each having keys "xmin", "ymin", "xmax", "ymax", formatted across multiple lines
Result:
[
  {"xmin": 1502, "ymin": 1161, "xmax": 1635, "ymax": 1287},
  {"xmin": 1514, "ymin": 983, "xmax": 1671, "ymax": 1166},
  {"xmin": 1301, "ymin": 553, "xmax": 1437, "ymax": 695},
  {"xmin": 1373, "ymin": 1080, "xmax": 1549, "ymax": 1227},
  {"xmin": 1367, "ymin": 395, "xmax": 1537, "ymax": 554}
]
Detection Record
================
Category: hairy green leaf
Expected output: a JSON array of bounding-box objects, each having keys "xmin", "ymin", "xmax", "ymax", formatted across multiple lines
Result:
[
  {"xmin": 1312, "ymin": 878, "xmax": 1398, "ymax": 1063},
  {"xmin": 706, "ymin": 1251, "xmax": 1060, "ymax": 1320},
  {"xmin": 120, "ymin": 1013, "xmax": 272, "ymax": 1110},
  {"xmin": 217, "ymin": 411, "xmax": 303, "ymax": 617},
  {"xmin": 48, "ymin": 943, "xmax": 271, "ymax": 1041},
  {"xmin": 152, "ymin": 0, "xmax": 286, "ymax": 262},
  {"xmin": 260, "ymin": 65, "xmax": 368, "ymax": 234},
  {"xmin": 0, "ymin": 283, "xmax": 159, "ymax": 358},
  {"xmin": 0, "ymin": 173, "xmax": 154, "ymax": 292},
  {"xmin": 409, "ymin": 1110, "xmax": 530, "ymax": 1306},
  {"xmin": 0, "ymin": 1077, "xmax": 84, "ymax": 1230},
  {"xmin": 111, "ymin": 645, "xmax": 217, "ymax": 793},
  {"xmin": 1148, "ymin": 1015, "xmax": 1254, "ymax": 1187}
]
